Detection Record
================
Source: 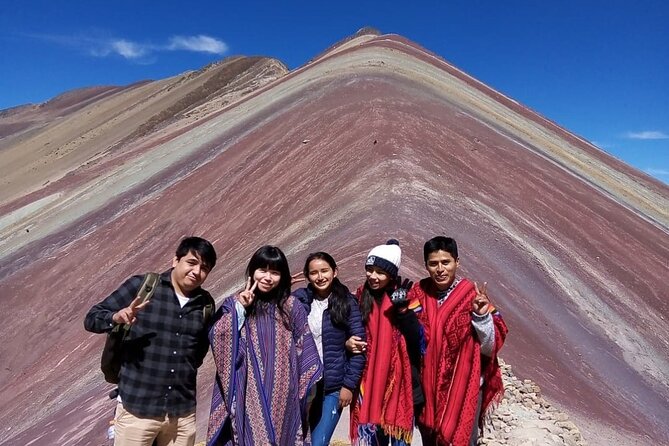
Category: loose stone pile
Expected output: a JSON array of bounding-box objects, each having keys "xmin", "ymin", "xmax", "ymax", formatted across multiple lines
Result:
[
  {"xmin": 197, "ymin": 358, "xmax": 588, "ymax": 446},
  {"xmin": 479, "ymin": 359, "xmax": 587, "ymax": 446}
]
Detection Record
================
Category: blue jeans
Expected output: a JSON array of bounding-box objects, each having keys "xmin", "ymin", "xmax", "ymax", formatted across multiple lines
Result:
[{"xmin": 311, "ymin": 390, "xmax": 342, "ymax": 446}]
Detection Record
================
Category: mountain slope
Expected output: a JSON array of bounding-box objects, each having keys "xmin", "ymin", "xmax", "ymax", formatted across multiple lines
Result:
[{"xmin": 0, "ymin": 31, "xmax": 667, "ymax": 445}]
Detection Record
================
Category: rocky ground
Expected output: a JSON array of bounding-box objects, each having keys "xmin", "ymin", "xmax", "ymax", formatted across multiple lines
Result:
[
  {"xmin": 477, "ymin": 360, "xmax": 586, "ymax": 446},
  {"xmin": 194, "ymin": 358, "xmax": 587, "ymax": 446},
  {"xmin": 328, "ymin": 358, "xmax": 588, "ymax": 446},
  {"xmin": 4, "ymin": 31, "xmax": 666, "ymax": 445}
]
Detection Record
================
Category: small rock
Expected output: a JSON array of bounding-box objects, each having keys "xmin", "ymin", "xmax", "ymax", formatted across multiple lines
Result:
[
  {"xmin": 555, "ymin": 413, "xmax": 569, "ymax": 422},
  {"xmin": 557, "ymin": 421, "xmax": 578, "ymax": 431}
]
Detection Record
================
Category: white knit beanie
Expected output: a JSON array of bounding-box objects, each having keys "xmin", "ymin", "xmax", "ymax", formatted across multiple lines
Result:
[{"xmin": 365, "ymin": 239, "xmax": 401, "ymax": 278}]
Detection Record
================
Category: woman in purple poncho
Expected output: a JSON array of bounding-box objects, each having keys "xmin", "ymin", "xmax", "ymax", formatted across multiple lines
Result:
[{"xmin": 206, "ymin": 246, "xmax": 322, "ymax": 446}]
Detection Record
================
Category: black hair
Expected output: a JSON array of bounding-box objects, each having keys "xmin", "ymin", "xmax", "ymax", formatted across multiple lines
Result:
[
  {"xmin": 245, "ymin": 245, "xmax": 292, "ymax": 328},
  {"xmin": 358, "ymin": 279, "xmax": 395, "ymax": 323},
  {"xmin": 303, "ymin": 252, "xmax": 351, "ymax": 326},
  {"xmin": 423, "ymin": 236, "xmax": 458, "ymax": 264},
  {"xmin": 175, "ymin": 236, "xmax": 217, "ymax": 270}
]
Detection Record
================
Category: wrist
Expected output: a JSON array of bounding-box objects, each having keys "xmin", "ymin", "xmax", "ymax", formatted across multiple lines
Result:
[{"xmin": 472, "ymin": 311, "xmax": 491, "ymax": 321}]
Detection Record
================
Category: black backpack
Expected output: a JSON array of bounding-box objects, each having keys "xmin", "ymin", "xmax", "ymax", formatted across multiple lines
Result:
[
  {"xmin": 101, "ymin": 273, "xmax": 160, "ymax": 384},
  {"xmin": 100, "ymin": 273, "xmax": 215, "ymax": 384}
]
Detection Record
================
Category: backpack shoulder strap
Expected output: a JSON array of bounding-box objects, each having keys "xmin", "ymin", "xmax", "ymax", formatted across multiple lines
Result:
[
  {"xmin": 203, "ymin": 302, "xmax": 214, "ymax": 326},
  {"xmin": 118, "ymin": 272, "xmax": 159, "ymax": 337},
  {"xmin": 137, "ymin": 272, "xmax": 160, "ymax": 304}
]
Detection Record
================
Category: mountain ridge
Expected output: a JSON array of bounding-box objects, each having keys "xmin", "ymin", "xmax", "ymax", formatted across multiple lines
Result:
[{"xmin": 0, "ymin": 30, "xmax": 667, "ymax": 445}]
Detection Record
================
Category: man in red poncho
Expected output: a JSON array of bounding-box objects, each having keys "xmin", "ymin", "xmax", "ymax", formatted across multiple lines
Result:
[{"xmin": 409, "ymin": 236, "xmax": 508, "ymax": 446}]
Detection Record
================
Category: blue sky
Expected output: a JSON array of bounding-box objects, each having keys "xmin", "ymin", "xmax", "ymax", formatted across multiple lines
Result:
[{"xmin": 1, "ymin": 0, "xmax": 667, "ymax": 183}]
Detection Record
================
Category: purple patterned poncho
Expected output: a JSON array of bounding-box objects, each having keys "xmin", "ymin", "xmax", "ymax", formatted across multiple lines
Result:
[{"xmin": 207, "ymin": 294, "xmax": 322, "ymax": 446}]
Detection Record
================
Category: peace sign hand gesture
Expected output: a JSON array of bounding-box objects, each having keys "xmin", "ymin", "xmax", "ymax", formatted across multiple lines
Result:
[
  {"xmin": 472, "ymin": 281, "xmax": 491, "ymax": 315},
  {"xmin": 237, "ymin": 278, "xmax": 258, "ymax": 308},
  {"xmin": 112, "ymin": 296, "xmax": 150, "ymax": 325}
]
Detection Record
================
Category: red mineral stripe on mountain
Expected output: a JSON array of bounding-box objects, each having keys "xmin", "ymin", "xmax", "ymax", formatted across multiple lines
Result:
[{"xmin": 0, "ymin": 30, "xmax": 667, "ymax": 445}]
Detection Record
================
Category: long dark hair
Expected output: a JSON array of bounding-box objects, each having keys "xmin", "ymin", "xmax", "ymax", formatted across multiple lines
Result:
[
  {"xmin": 303, "ymin": 252, "xmax": 351, "ymax": 326},
  {"xmin": 245, "ymin": 245, "xmax": 292, "ymax": 329},
  {"xmin": 359, "ymin": 275, "xmax": 396, "ymax": 323}
]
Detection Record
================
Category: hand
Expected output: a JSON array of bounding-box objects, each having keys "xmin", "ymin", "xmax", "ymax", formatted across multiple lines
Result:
[
  {"xmin": 339, "ymin": 388, "xmax": 353, "ymax": 408},
  {"xmin": 472, "ymin": 282, "xmax": 491, "ymax": 315},
  {"xmin": 345, "ymin": 336, "xmax": 367, "ymax": 354},
  {"xmin": 291, "ymin": 272, "xmax": 305, "ymax": 286},
  {"xmin": 112, "ymin": 296, "xmax": 150, "ymax": 325},
  {"xmin": 237, "ymin": 278, "xmax": 258, "ymax": 308},
  {"xmin": 390, "ymin": 276, "xmax": 413, "ymax": 309}
]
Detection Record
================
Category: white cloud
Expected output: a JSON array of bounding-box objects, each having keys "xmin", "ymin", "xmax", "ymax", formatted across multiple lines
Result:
[
  {"xmin": 645, "ymin": 168, "xmax": 669, "ymax": 176},
  {"xmin": 167, "ymin": 35, "xmax": 228, "ymax": 54},
  {"xmin": 30, "ymin": 32, "xmax": 228, "ymax": 62},
  {"xmin": 590, "ymin": 140, "xmax": 613, "ymax": 149},
  {"xmin": 85, "ymin": 39, "xmax": 149, "ymax": 60},
  {"xmin": 625, "ymin": 131, "xmax": 669, "ymax": 140},
  {"xmin": 110, "ymin": 39, "xmax": 147, "ymax": 59}
]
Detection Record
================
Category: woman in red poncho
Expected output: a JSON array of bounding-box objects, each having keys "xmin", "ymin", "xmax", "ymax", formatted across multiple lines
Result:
[
  {"xmin": 409, "ymin": 236, "xmax": 508, "ymax": 446},
  {"xmin": 348, "ymin": 239, "xmax": 425, "ymax": 446}
]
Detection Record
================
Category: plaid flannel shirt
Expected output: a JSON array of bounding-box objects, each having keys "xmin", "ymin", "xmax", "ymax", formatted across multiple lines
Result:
[{"xmin": 84, "ymin": 269, "xmax": 214, "ymax": 417}]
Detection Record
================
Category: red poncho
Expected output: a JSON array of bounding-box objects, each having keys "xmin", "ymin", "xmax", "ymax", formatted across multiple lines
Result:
[
  {"xmin": 350, "ymin": 286, "xmax": 416, "ymax": 445},
  {"xmin": 411, "ymin": 278, "xmax": 508, "ymax": 446}
]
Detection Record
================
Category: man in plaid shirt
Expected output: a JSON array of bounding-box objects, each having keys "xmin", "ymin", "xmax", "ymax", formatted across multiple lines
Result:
[{"xmin": 85, "ymin": 236, "xmax": 217, "ymax": 446}]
